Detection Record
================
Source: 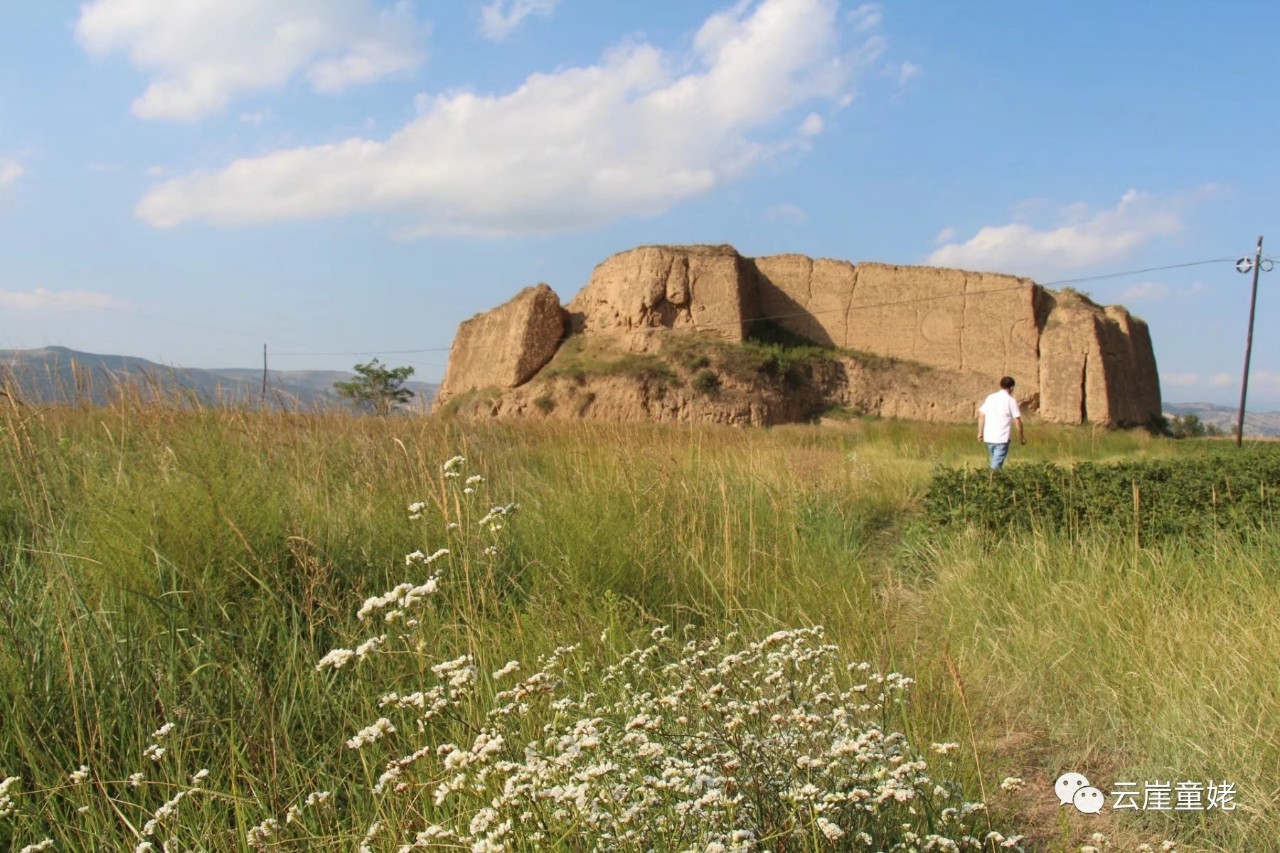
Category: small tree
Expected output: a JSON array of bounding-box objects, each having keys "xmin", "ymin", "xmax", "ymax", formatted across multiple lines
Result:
[{"xmin": 334, "ymin": 359, "xmax": 415, "ymax": 415}]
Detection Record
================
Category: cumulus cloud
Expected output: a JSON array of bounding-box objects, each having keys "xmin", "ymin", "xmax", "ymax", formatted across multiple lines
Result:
[
  {"xmin": 75, "ymin": 0, "xmax": 426, "ymax": 120},
  {"xmin": 239, "ymin": 109, "xmax": 275, "ymax": 126},
  {"xmin": 1117, "ymin": 281, "xmax": 1172, "ymax": 301},
  {"xmin": 926, "ymin": 189, "xmax": 1190, "ymax": 276},
  {"xmin": 136, "ymin": 0, "xmax": 876, "ymax": 236},
  {"xmin": 766, "ymin": 203, "xmax": 808, "ymax": 224},
  {"xmin": 849, "ymin": 3, "xmax": 883, "ymax": 31},
  {"xmin": 1161, "ymin": 372, "xmax": 1280, "ymax": 410},
  {"xmin": 1161, "ymin": 372, "xmax": 1202, "ymax": 388},
  {"xmin": 0, "ymin": 288, "xmax": 126, "ymax": 312},
  {"xmin": 1162, "ymin": 371, "xmax": 1280, "ymax": 393},
  {"xmin": 0, "ymin": 159, "xmax": 24, "ymax": 190},
  {"xmin": 481, "ymin": 0, "xmax": 559, "ymax": 41}
]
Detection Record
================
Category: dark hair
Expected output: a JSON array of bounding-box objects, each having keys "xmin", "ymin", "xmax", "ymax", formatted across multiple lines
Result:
[{"xmin": 1000, "ymin": 376, "xmax": 1016, "ymax": 390}]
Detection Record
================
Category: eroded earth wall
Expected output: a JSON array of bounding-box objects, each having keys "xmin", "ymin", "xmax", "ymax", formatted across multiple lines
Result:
[{"xmin": 436, "ymin": 245, "xmax": 1162, "ymax": 427}]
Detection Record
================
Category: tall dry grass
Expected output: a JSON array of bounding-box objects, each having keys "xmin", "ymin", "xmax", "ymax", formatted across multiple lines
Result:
[{"xmin": 0, "ymin": 377, "xmax": 1270, "ymax": 850}]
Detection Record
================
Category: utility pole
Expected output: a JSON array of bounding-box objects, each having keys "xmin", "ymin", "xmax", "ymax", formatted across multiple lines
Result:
[
  {"xmin": 1234, "ymin": 236, "xmax": 1272, "ymax": 446},
  {"xmin": 262, "ymin": 344, "xmax": 268, "ymax": 408}
]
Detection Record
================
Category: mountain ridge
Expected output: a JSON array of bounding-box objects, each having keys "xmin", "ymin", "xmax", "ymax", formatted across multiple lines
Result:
[
  {"xmin": 0, "ymin": 346, "xmax": 437, "ymax": 411},
  {"xmin": 1162, "ymin": 401, "xmax": 1280, "ymax": 437}
]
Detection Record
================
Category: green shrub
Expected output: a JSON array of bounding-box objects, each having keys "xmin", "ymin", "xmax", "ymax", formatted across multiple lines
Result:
[
  {"xmin": 924, "ymin": 449, "xmax": 1280, "ymax": 542},
  {"xmin": 692, "ymin": 369, "xmax": 720, "ymax": 394},
  {"xmin": 533, "ymin": 395, "xmax": 555, "ymax": 414}
]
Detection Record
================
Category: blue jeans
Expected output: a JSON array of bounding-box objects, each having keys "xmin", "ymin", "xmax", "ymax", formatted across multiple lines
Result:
[{"xmin": 986, "ymin": 442, "xmax": 1010, "ymax": 470}]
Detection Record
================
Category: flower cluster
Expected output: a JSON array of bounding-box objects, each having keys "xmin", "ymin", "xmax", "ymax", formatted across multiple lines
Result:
[
  {"xmin": 0, "ymin": 775, "xmax": 19, "ymax": 819},
  {"xmin": 273, "ymin": 457, "xmax": 1011, "ymax": 851},
  {"xmin": 336, "ymin": 621, "xmax": 1001, "ymax": 851}
]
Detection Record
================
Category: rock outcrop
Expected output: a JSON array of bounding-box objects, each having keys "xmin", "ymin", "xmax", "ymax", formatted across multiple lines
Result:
[
  {"xmin": 435, "ymin": 245, "xmax": 1162, "ymax": 428},
  {"xmin": 435, "ymin": 284, "xmax": 565, "ymax": 407},
  {"xmin": 567, "ymin": 244, "xmax": 757, "ymax": 347}
]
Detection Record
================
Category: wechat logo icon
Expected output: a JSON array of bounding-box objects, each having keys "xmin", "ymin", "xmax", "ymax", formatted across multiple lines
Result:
[{"xmin": 1055, "ymin": 772, "xmax": 1104, "ymax": 814}]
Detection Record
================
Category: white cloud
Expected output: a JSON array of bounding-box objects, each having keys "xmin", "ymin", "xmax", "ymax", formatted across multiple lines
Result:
[
  {"xmin": 927, "ymin": 189, "xmax": 1189, "ymax": 276},
  {"xmin": 1161, "ymin": 372, "xmax": 1201, "ymax": 387},
  {"xmin": 1162, "ymin": 371, "xmax": 1280, "ymax": 399},
  {"xmin": 1252, "ymin": 371, "xmax": 1280, "ymax": 394},
  {"xmin": 896, "ymin": 60, "xmax": 919, "ymax": 88},
  {"xmin": 481, "ymin": 0, "xmax": 559, "ymax": 41},
  {"xmin": 0, "ymin": 159, "xmax": 24, "ymax": 190},
  {"xmin": 75, "ymin": 0, "xmax": 426, "ymax": 120},
  {"xmin": 1117, "ymin": 281, "xmax": 1171, "ymax": 301},
  {"xmin": 137, "ymin": 0, "xmax": 876, "ymax": 236},
  {"xmin": 239, "ymin": 109, "xmax": 276, "ymax": 125},
  {"xmin": 0, "ymin": 288, "xmax": 127, "ymax": 312},
  {"xmin": 933, "ymin": 226, "xmax": 956, "ymax": 244},
  {"xmin": 849, "ymin": 3, "xmax": 882, "ymax": 31},
  {"xmin": 766, "ymin": 203, "xmax": 808, "ymax": 224}
]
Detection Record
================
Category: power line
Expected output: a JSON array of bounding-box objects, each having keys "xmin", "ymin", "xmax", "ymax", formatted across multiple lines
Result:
[
  {"xmin": 272, "ymin": 346, "xmax": 452, "ymax": 356},
  {"xmin": 55, "ymin": 255, "xmax": 1247, "ymax": 363},
  {"xmin": 1040, "ymin": 258, "xmax": 1236, "ymax": 287}
]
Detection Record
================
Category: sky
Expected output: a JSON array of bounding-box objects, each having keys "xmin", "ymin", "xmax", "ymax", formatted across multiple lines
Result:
[{"xmin": 1, "ymin": 0, "xmax": 1279, "ymax": 407}]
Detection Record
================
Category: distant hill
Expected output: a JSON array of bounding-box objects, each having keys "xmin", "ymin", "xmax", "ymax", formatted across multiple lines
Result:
[
  {"xmin": 0, "ymin": 346, "xmax": 437, "ymax": 412},
  {"xmin": 1164, "ymin": 401, "xmax": 1280, "ymax": 437}
]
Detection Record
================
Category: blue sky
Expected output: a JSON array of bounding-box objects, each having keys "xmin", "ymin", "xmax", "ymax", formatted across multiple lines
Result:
[{"xmin": 1, "ymin": 0, "xmax": 1278, "ymax": 406}]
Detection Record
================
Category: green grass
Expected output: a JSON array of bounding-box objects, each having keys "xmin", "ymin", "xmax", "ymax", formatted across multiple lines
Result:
[
  {"xmin": 538, "ymin": 335, "xmax": 677, "ymax": 384},
  {"xmin": 0, "ymin": 388, "xmax": 1272, "ymax": 850}
]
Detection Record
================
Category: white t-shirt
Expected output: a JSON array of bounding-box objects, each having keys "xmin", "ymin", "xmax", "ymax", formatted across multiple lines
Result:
[{"xmin": 980, "ymin": 389, "xmax": 1021, "ymax": 443}]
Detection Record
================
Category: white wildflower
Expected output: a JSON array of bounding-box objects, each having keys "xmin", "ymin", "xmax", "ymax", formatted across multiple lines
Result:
[
  {"xmin": 999, "ymin": 776, "xmax": 1025, "ymax": 792},
  {"xmin": 151, "ymin": 722, "xmax": 175, "ymax": 740},
  {"xmin": 127, "ymin": 772, "xmax": 144, "ymax": 788},
  {"xmin": 930, "ymin": 742, "xmax": 961, "ymax": 755},
  {"xmin": 18, "ymin": 840, "xmax": 53, "ymax": 853},
  {"xmin": 817, "ymin": 816, "xmax": 845, "ymax": 841},
  {"xmin": 69, "ymin": 765, "xmax": 90, "ymax": 784},
  {"xmin": 360, "ymin": 820, "xmax": 383, "ymax": 853},
  {"xmin": 320, "ymin": 636, "xmax": 377, "ymax": 667},
  {"xmin": 316, "ymin": 647, "xmax": 356, "ymax": 670},
  {"xmin": 491, "ymin": 660, "xmax": 520, "ymax": 680},
  {"xmin": 0, "ymin": 775, "xmax": 19, "ymax": 818},
  {"xmin": 143, "ymin": 744, "xmax": 165, "ymax": 762},
  {"xmin": 246, "ymin": 817, "xmax": 279, "ymax": 848},
  {"xmin": 142, "ymin": 789, "xmax": 187, "ymax": 836},
  {"xmin": 347, "ymin": 718, "xmax": 396, "ymax": 749}
]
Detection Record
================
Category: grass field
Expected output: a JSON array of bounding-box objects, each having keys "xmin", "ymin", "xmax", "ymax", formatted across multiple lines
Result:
[{"xmin": 0, "ymin": 390, "xmax": 1275, "ymax": 851}]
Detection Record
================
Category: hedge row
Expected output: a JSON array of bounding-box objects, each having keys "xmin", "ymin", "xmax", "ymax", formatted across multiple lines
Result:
[{"xmin": 923, "ymin": 450, "xmax": 1280, "ymax": 540}]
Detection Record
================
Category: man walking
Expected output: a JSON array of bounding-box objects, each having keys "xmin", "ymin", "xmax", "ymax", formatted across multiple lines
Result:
[{"xmin": 977, "ymin": 376, "xmax": 1025, "ymax": 470}]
